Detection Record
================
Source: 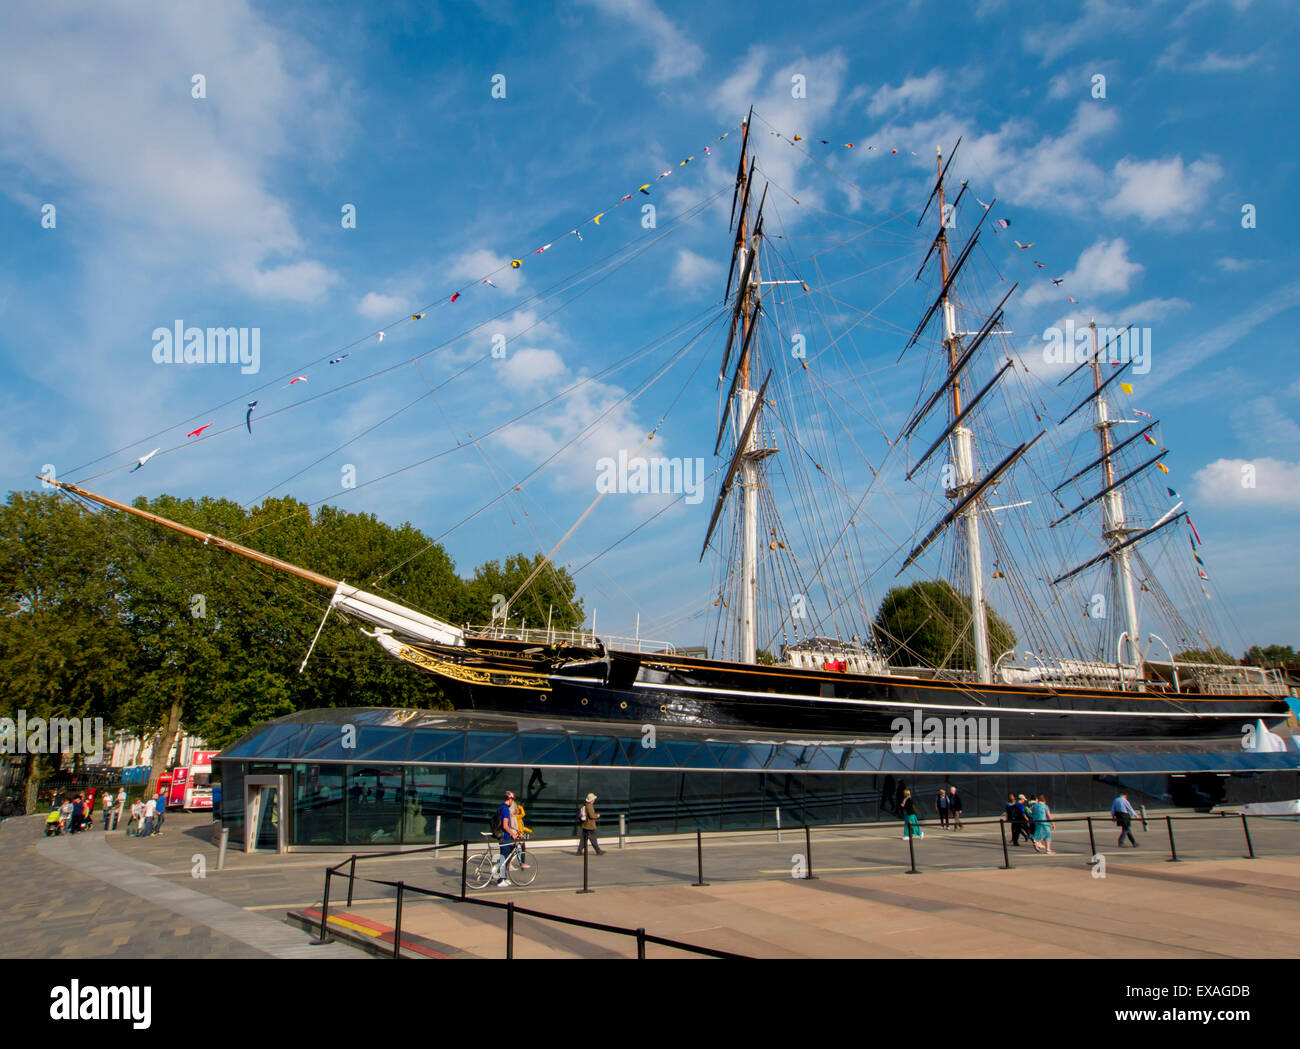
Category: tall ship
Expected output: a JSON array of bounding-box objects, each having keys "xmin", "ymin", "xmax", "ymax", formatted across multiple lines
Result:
[{"xmin": 50, "ymin": 113, "xmax": 1295, "ymax": 750}]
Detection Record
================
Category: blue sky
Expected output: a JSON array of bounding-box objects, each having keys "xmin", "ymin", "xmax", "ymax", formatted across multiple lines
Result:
[{"xmin": 1, "ymin": 0, "xmax": 1296, "ymax": 660}]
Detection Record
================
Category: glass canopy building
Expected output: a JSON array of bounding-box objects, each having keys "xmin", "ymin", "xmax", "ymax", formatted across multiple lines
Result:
[{"xmin": 213, "ymin": 707, "xmax": 1300, "ymax": 852}]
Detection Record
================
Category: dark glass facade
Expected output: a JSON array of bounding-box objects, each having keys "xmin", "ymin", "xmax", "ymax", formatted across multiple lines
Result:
[{"xmin": 213, "ymin": 708, "xmax": 1300, "ymax": 849}]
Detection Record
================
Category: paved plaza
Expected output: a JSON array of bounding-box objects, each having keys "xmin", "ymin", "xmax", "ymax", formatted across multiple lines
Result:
[{"xmin": 3, "ymin": 808, "xmax": 1299, "ymax": 958}]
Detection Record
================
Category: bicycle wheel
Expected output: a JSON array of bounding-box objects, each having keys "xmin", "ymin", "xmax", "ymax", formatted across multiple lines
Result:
[
  {"xmin": 509, "ymin": 847, "xmax": 538, "ymax": 886},
  {"xmin": 467, "ymin": 850, "xmax": 496, "ymax": 890}
]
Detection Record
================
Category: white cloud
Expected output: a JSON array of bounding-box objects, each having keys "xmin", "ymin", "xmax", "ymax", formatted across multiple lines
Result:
[
  {"xmin": 0, "ymin": 0, "xmax": 347, "ymax": 303},
  {"xmin": 1194, "ymin": 458, "xmax": 1300, "ymax": 508},
  {"xmin": 1022, "ymin": 0, "xmax": 1145, "ymax": 64},
  {"xmin": 1229, "ymin": 397, "xmax": 1300, "ymax": 452},
  {"xmin": 501, "ymin": 348, "xmax": 566, "ymax": 389},
  {"xmin": 577, "ymin": 0, "xmax": 704, "ymax": 83},
  {"xmin": 358, "ymin": 292, "xmax": 408, "ymax": 321},
  {"xmin": 868, "ymin": 71, "xmax": 945, "ymax": 117},
  {"xmin": 670, "ymin": 248, "xmax": 723, "ymax": 295},
  {"xmin": 1020, "ymin": 237, "xmax": 1142, "ymax": 308},
  {"xmin": 1216, "ymin": 257, "xmax": 1256, "ymax": 273},
  {"xmin": 1106, "ymin": 155, "xmax": 1224, "ymax": 226}
]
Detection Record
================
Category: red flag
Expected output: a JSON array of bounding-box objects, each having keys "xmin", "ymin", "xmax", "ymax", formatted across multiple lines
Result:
[
  {"xmin": 1189, "ymin": 518, "xmax": 1202, "ymax": 545},
  {"xmin": 186, "ymin": 424, "xmax": 211, "ymax": 438},
  {"xmin": 450, "ymin": 292, "xmax": 460, "ymax": 303}
]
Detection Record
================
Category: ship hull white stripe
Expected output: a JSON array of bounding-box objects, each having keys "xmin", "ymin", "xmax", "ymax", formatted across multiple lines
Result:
[{"xmin": 621, "ymin": 679, "xmax": 1277, "ymax": 720}]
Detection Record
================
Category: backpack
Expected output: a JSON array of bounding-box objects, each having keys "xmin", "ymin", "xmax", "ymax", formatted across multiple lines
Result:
[
  {"xmin": 577, "ymin": 803, "xmax": 587, "ymax": 824},
  {"xmin": 490, "ymin": 810, "xmax": 503, "ymax": 836}
]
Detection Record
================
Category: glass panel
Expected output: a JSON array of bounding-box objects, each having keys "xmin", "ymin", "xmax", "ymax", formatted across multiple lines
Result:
[
  {"xmin": 254, "ymin": 787, "xmax": 280, "ymax": 851},
  {"xmin": 722, "ymin": 773, "xmax": 766, "ymax": 829},
  {"xmin": 465, "ymin": 732, "xmax": 514, "ymax": 762},
  {"xmin": 518, "ymin": 767, "xmax": 578, "ymax": 840},
  {"xmin": 678, "ymin": 772, "xmax": 722, "ymax": 832},
  {"xmin": 804, "ymin": 749, "xmax": 840, "ymax": 772},
  {"xmin": 472, "ymin": 734, "xmax": 524, "ymax": 766},
  {"xmin": 520, "ymin": 733, "xmax": 572, "ymax": 765},
  {"xmin": 461, "ymin": 767, "xmax": 522, "ymax": 840},
  {"xmin": 220, "ymin": 763, "xmax": 244, "ymax": 838},
  {"xmin": 571, "ymin": 736, "xmax": 618, "ymax": 766},
  {"xmin": 803, "ymin": 774, "xmax": 841, "ymax": 825},
  {"xmin": 292, "ymin": 764, "xmax": 345, "ymax": 845},
  {"xmin": 842, "ymin": 776, "xmax": 880, "ymax": 823},
  {"xmin": 627, "ymin": 771, "xmax": 680, "ymax": 835},
  {"xmin": 408, "ymin": 730, "xmax": 464, "ymax": 763},
  {"xmin": 345, "ymin": 766, "xmax": 403, "ymax": 845},
  {"xmin": 354, "ymin": 728, "xmax": 411, "ymax": 762},
  {"xmin": 251, "ymin": 725, "xmax": 311, "ymax": 759},
  {"xmin": 404, "ymin": 766, "xmax": 459, "ymax": 843},
  {"xmin": 762, "ymin": 772, "xmax": 804, "ymax": 825}
]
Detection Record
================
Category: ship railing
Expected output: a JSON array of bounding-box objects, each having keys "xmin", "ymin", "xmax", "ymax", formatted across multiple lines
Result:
[{"xmin": 466, "ymin": 624, "xmax": 675, "ymax": 654}]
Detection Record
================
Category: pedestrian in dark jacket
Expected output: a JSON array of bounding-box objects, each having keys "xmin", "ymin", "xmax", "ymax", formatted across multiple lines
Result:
[
  {"xmin": 936, "ymin": 788, "xmax": 950, "ymax": 829},
  {"xmin": 949, "ymin": 786, "xmax": 963, "ymax": 830}
]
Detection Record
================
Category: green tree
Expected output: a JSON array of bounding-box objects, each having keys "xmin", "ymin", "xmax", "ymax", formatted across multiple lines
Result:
[
  {"xmin": 872, "ymin": 580, "xmax": 1016, "ymax": 670},
  {"xmin": 1174, "ymin": 647, "xmax": 1237, "ymax": 664},
  {"xmin": 463, "ymin": 552, "xmax": 585, "ymax": 634},
  {"xmin": 0, "ymin": 491, "xmax": 134, "ymax": 809},
  {"xmin": 1242, "ymin": 644, "xmax": 1298, "ymax": 667}
]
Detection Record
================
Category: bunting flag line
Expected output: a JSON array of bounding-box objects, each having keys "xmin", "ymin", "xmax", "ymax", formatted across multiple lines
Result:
[
  {"xmin": 1156, "ymin": 462, "xmax": 1170, "ymax": 475},
  {"xmin": 128, "ymin": 448, "xmax": 160, "ymax": 472},
  {"xmin": 283, "ymin": 376, "xmax": 308, "ymax": 388},
  {"xmin": 1120, "ymin": 382, "xmax": 1134, "ymax": 394},
  {"xmin": 1134, "ymin": 409, "xmax": 1153, "ymax": 418},
  {"xmin": 1015, "ymin": 241, "xmax": 1034, "ymax": 250},
  {"xmin": 450, "ymin": 292, "xmax": 460, "ymax": 303},
  {"xmin": 376, "ymin": 332, "xmax": 385, "ymax": 342},
  {"xmin": 412, "ymin": 312, "xmax": 425, "ymax": 320},
  {"xmin": 186, "ymin": 424, "xmax": 211, "ymax": 438},
  {"xmin": 330, "ymin": 354, "xmax": 350, "ymax": 364},
  {"xmin": 1198, "ymin": 568, "xmax": 1210, "ymax": 580},
  {"xmin": 1167, "ymin": 487, "xmax": 1180, "ymax": 498},
  {"xmin": 1051, "ymin": 278, "xmax": 1063, "ymax": 286},
  {"xmin": 1143, "ymin": 433, "xmax": 1158, "ymax": 445},
  {"xmin": 246, "ymin": 401, "xmax": 258, "ymax": 434},
  {"xmin": 1189, "ymin": 518, "xmax": 1203, "ymax": 544}
]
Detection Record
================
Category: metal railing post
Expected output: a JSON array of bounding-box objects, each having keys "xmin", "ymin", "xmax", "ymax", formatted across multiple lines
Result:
[
  {"xmin": 776, "ymin": 806, "xmax": 782, "ymax": 843},
  {"xmin": 692, "ymin": 829, "xmax": 710, "ymax": 886},
  {"xmin": 804, "ymin": 823, "xmax": 817, "ymax": 880},
  {"xmin": 906, "ymin": 825, "xmax": 919, "ymax": 874},
  {"xmin": 577, "ymin": 844, "xmax": 593, "ymax": 894},
  {"xmin": 217, "ymin": 827, "xmax": 228, "ymax": 871},
  {"xmin": 1086, "ymin": 816, "xmax": 1096, "ymax": 859},
  {"xmin": 506, "ymin": 901, "xmax": 515, "ymax": 960},
  {"xmin": 1139, "ymin": 804, "xmax": 1148, "ymax": 832},
  {"xmin": 637, "ymin": 927, "xmax": 646, "ymax": 960},
  {"xmin": 1165, "ymin": 816, "xmax": 1179, "ymax": 862},
  {"xmin": 393, "ymin": 881, "xmax": 404, "ymax": 959},
  {"xmin": 313, "ymin": 869, "xmax": 332, "ymax": 944},
  {"xmin": 460, "ymin": 841, "xmax": 468, "ymax": 899},
  {"xmin": 999, "ymin": 818, "xmax": 1011, "ymax": 870},
  {"xmin": 347, "ymin": 855, "xmax": 357, "ymax": 906},
  {"xmin": 619, "ymin": 813, "xmax": 626, "ymax": 850},
  {"xmin": 434, "ymin": 815, "xmax": 442, "ymax": 857},
  {"xmin": 1241, "ymin": 813, "xmax": 1255, "ymax": 859}
]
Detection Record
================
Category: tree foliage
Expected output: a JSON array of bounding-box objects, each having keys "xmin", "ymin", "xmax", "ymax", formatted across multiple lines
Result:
[
  {"xmin": 0, "ymin": 490, "xmax": 585, "ymax": 778},
  {"xmin": 1241, "ymin": 644, "xmax": 1297, "ymax": 667},
  {"xmin": 872, "ymin": 580, "xmax": 1016, "ymax": 670}
]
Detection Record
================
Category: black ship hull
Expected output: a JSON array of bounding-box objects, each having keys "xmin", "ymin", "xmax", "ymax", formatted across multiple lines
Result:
[{"xmin": 384, "ymin": 636, "xmax": 1295, "ymax": 748}]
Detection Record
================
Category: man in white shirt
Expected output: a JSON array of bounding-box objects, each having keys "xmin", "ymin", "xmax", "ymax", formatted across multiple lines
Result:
[{"xmin": 142, "ymin": 796, "xmax": 157, "ymax": 838}]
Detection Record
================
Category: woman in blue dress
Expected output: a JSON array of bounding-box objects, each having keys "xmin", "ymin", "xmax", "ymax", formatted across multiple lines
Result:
[{"xmin": 1030, "ymin": 794, "xmax": 1055, "ymax": 854}]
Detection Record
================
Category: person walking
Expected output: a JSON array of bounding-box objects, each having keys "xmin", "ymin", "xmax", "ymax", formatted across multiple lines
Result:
[
  {"xmin": 153, "ymin": 790, "xmax": 167, "ymax": 836},
  {"xmin": 1111, "ymin": 791, "xmax": 1139, "ymax": 848},
  {"xmin": 574, "ymin": 793, "xmax": 604, "ymax": 855},
  {"xmin": 1004, "ymin": 793, "xmax": 1025, "ymax": 846},
  {"xmin": 949, "ymin": 786, "xmax": 963, "ymax": 831},
  {"xmin": 900, "ymin": 788, "xmax": 923, "ymax": 839},
  {"xmin": 101, "ymin": 792, "xmax": 114, "ymax": 830},
  {"xmin": 1030, "ymin": 794, "xmax": 1055, "ymax": 855},
  {"xmin": 935, "ymin": 787, "xmax": 950, "ymax": 829},
  {"xmin": 141, "ymin": 795, "xmax": 157, "ymax": 838},
  {"xmin": 128, "ymin": 798, "xmax": 143, "ymax": 836},
  {"xmin": 493, "ymin": 790, "xmax": 518, "ymax": 886},
  {"xmin": 69, "ymin": 795, "xmax": 84, "ymax": 835}
]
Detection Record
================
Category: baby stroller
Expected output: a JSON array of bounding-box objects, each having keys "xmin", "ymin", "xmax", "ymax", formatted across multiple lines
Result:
[{"xmin": 44, "ymin": 810, "xmax": 64, "ymax": 836}]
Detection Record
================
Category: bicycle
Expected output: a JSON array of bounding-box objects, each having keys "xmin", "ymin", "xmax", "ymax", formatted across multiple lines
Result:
[{"xmin": 466, "ymin": 831, "xmax": 538, "ymax": 889}]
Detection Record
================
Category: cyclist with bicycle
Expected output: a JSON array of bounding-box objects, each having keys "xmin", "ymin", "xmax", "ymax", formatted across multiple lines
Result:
[{"xmin": 493, "ymin": 790, "xmax": 519, "ymax": 887}]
